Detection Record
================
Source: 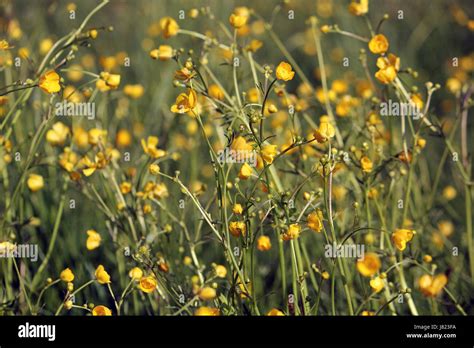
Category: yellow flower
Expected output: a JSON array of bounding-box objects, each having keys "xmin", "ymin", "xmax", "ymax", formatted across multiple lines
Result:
[
  {"xmin": 208, "ymin": 84, "xmax": 225, "ymax": 100},
  {"xmin": 229, "ymin": 13, "xmax": 248, "ymax": 29},
  {"xmin": 438, "ymin": 220, "xmax": 454, "ymax": 237},
  {"xmin": 128, "ymin": 267, "xmax": 143, "ymax": 280},
  {"xmin": 141, "ymin": 136, "xmax": 166, "ymax": 159},
  {"xmin": 260, "ymin": 144, "xmax": 278, "ymax": 164},
  {"xmin": 375, "ymin": 54, "xmax": 400, "ymax": 84},
  {"xmin": 418, "ymin": 274, "xmax": 448, "ymax": 297},
  {"xmin": 356, "ymin": 252, "xmax": 381, "ymax": 277},
  {"xmin": 60, "ymin": 268, "xmax": 75, "ymax": 282},
  {"xmin": 170, "ymin": 89, "xmax": 198, "ymax": 114},
  {"xmin": 446, "ymin": 78, "xmax": 462, "ymax": 94},
  {"xmin": 139, "ymin": 276, "xmax": 157, "ymax": 293},
  {"xmin": 369, "ymin": 276, "xmax": 384, "ymax": 293},
  {"xmin": 361, "ymin": 310, "xmax": 375, "ymax": 316},
  {"xmin": 92, "ymin": 305, "xmax": 112, "ymax": 316},
  {"xmin": 313, "ymin": 115, "xmax": 335, "ymax": 143},
  {"xmin": 267, "ymin": 308, "xmax": 285, "ymax": 316},
  {"xmin": 39, "ymin": 38, "xmax": 53, "ymax": 55},
  {"xmin": 238, "ymin": 162, "xmax": 253, "ymax": 180},
  {"xmin": 86, "ymin": 229, "xmax": 101, "ymax": 251},
  {"xmin": 150, "ymin": 45, "xmax": 173, "ymax": 60},
  {"xmin": 423, "ymin": 255, "xmax": 433, "ymax": 263},
  {"xmin": 391, "ymin": 228, "xmax": 415, "ymax": 251},
  {"xmin": 27, "ymin": 174, "xmax": 44, "ymax": 192},
  {"xmin": 39, "ymin": 70, "xmax": 61, "ymax": 94},
  {"xmin": 195, "ymin": 307, "xmax": 220, "ymax": 316},
  {"xmin": 123, "ymin": 84, "xmax": 144, "ymax": 99},
  {"xmin": 0, "ymin": 39, "xmax": 11, "ymax": 50},
  {"xmin": 348, "ymin": 0, "xmax": 368, "ymax": 16},
  {"xmin": 88, "ymin": 128, "xmax": 107, "ymax": 146},
  {"xmin": 95, "ymin": 265, "xmax": 111, "ymax": 284},
  {"xmin": 360, "ymin": 156, "xmax": 373, "ymax": 173},
  {"xmin": 442, "ymin": 185, "xmax": 457, "ymax": 200},
  {"xmin": 99, "ymin": 72, "xmax": 121, "ymax": 89},
  {"xmin": 257, "ymin": 235, "xmax": 272, "ymax": 251},
  {"xmin": 232, "ymin": 203, "xmax": 243, "ymax": 215},
  {"xmin": 116, "ymin": 129, "xmax": 132, "ymax": 148},
  {"xmin": 231, "ymin": 136, "xmax": 253, "ymax": 152},
  {"xmin": 229, "ymin": 221, "xmax": 246, "ymax": 237},
  {"xmin": 198, "ymin": 287, "xmax": 217, "ymax": 300},
  {"xmin": 214, "ymin": 265, "xmax": 227, "ymax": 278},
  {"xmin": 368, "ymin": 34, "xmax": 389, "ymax": 54},
  {"xmin": 159, "ymin": 17, "xmax": 179, "ymax": 38},
  {"xmin": 275, "ymin": 61, "xmax": 295, "ymax": 81},
  {"xmin": 307, "ymin": 210, "xmax": 323, "ymax": 232},
  {"xmin": 148, "ymin": 163, "xmax": 160, "ymax": 175},
  {"xmin": 46, "ymin": 122, "xmax": 69, "ymax": 146},
  {"xmin": 282, "ymin": 223, "xmax": 301, "ymax": 241}
]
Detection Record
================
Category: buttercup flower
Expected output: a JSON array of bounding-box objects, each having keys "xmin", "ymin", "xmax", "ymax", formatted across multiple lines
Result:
[
  {"xmin": 368, "ymin": 34, "xmax": 389, "ymax": 54},
  {"xmin": 276, "ymin": 61, "xmax": 295, "ymax": 81},
  {"xmin": 314, "ymin": 115, "xmax": 335, "ymax": 143},
  {"xmin": 307, "ymin": 210, "xmax": 324, "ymax": 232},
  {"xmin": 46, "ymin": 122, "xmax": 69, "ymax": 146},
  {"xmin": 86, "ymin": 229, "xmax": 101, "ymax": 251},
  {"xmin": 267, "ymin": 308, "xmax": 285, "ymax": 316},
  {"xmin": 348, "ymin": 0, "xmax": 369, "ymax": 16},
  {"xmin": 360, "ymin": 156, "xmax": 373, "ymax": 173},
  {"xmin": 369, "ymin": 276, "xmax": 384, "ymax": 293},
  {"xmin": 60, "ymin": 268, "xmax": 75, "ymax": 282},
  {"xmin": 95, "ymin": 265, "xmax": 111, "ymax": 284},
  {"xmin": 229, "ymin": 13, "xmax": 248, "ymax": 29},
  {"xmin": 232, "ymin": 203, "xmax": 243, "ymax": 215},
  {"xmin": 260, "ymin": 144, "xmax": 278, "ymax": 164},
  {"xmin": 356, "ymin": 252, "xmax": 381, "ymax": 277},
  {"xmin": 27, "ymin": 174, "xmax": 44, "ymax": 192},
  {"xmin": 159, "ymin": 17, "xmax": 179, "ymax": 38},
  {"xmin": 257, "ymin": 235, "xmax": 272, "ymax": 251},
  {"xmin": 238, "ymin": 163, "xmax": 253, "ymax": 180},
  {"xmin": 39, "ymin": 70, "xmax": 61, "ymax": 93},
  {"xmin": 214, "ymin": 265, "xmax": 227, "ymax": 278},
  {"xmin": 170, "ymin": 89, "xmax": 197, "ymax": 114},
  {"xmin": 391, "ymin": 228, "xmax": 415, "ymax": 251},
  {"xmin": 150, "ymin": 45, "xmax": 173, "ymax": 60},
  {"xmin": 99, "ymin": 72, "xmax": 121, "ymax": 89},
  {"xmin": 123, "ymin": 84, "xmax": 144, "ymax": 99},
  {"xmin": 229, "ymin": 221, "xmax": 246, "ymax": 237},
  {"xmin": 418, "ymin": 274, "xmax": 448, "ymax": 297},
  {"xmin": 141, "ymin": 136, "xmax": 166, "ymax": 159},
  {"xmin": 198, "ymin": 287, "xmax": 217, "ymax": 300},
  {"xmin": 129, "ymin": 267, "xmax": 143, "ymax": 280},
  {"xmin": 375, "ymin": 54, "xmax": 400, "ymax": 84},
  {"xmin": 195, "ymin": 307, "xmax": 220, "ymax": 316},
  {"xmin": 139, "ymin": 276, "xmax": 158, "ymax": 293},
  {"xmin": 282, "ymin": 223, "xmax": 301, "ymax": 241},
  {"xmin": 92, "ymin": 305, "xmax": 112, "ymax": 316}
]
